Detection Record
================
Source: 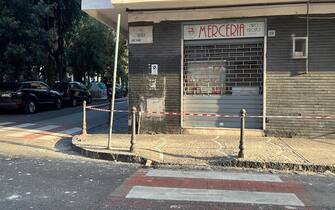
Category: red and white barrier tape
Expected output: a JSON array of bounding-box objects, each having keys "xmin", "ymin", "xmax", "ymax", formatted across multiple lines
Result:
[
  {"xmin": 86, "ymin": 98, "xmax": 128, "ymax": 109},
  {"xmin": 85, "ymin": 107, "xmax": 335, "ymax": 119},
  {"xmin": 86, "ymin": 107, "xmax": 128, "ymax": 113},
  {"xmin": 86, "ymin": 107, "xmax": 109, "ymax": 112},
  {"xmin": 87, "ymin": 103, "xmax": 110, "ymax": 109}
]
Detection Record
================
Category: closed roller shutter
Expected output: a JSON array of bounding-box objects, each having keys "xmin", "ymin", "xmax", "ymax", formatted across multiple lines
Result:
[{"xmin": 183, "ymin": 39, "xmax": 263, "ymax": 129}]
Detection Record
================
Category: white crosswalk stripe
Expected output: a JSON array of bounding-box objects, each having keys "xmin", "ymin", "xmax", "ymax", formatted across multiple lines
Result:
[
  {"xmin": 0, "ymin": 123, "xmax": 35, "ymax": 132},
  {"xmin": 146, "ymin": 169, "xmax": 283, "ymax": 183},
  {"xmin": 8, "ymin": 125, "xmax": 61, "ymax": 137},
  {"xmin": 0, "ymin": 122, "xmax": 15, "ymax": 126},
  {"xmin": 60, "ymin": 127, "xmax": 82, "ymax": 135},
  {"xmin": 35, "ymin": 127, "xmax": 82, "ymax": 140},
  {"xmin": 0, "ymin": 122, "xmax": 81, "ymax": 140},
  {"xmin": 124, "ymin": 169, "xmax": 305, "ymax": 208},
  {"xmin": 126, "ymin": 186, "xmax": 305, "ymax": 206}
]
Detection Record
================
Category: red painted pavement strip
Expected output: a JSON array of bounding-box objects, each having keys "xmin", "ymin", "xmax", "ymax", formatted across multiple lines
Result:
[
  {"xmin": 127, "ymin": 177, "xmax": 305, "ymax": 193},
  {"xmin": 124, "ymin": 169, "xmax": 305, "ymax": 194},
  {"xmin": 100, "ymin": 169, "xmax": 310, "ymax": 209},
  {"xmin": 23, "ymin": 126, "xmax": 73, "ymax": 140},
  {"xmin": 108, "ymin": 170, "xmax": 147, "ymax": 198},
  {"xmin": 280, "ymin": 176, "xmax": 315, "ymax": 208}
]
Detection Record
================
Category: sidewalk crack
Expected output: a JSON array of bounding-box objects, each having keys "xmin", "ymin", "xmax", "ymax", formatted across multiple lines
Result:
[{"xmin": 278, "ymin": 137, "xmax": 311, "ymax": 164}]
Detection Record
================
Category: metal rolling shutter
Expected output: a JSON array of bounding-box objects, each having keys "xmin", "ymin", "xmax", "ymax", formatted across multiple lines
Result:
[{"xmin": 183, "ymin": 39, "xmax": 263, "ymax": 129}]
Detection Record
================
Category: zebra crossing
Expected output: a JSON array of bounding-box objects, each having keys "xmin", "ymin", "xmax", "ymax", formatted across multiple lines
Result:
[
  {"xmin": 107, "ymin": 169, "xmax": 306, "ymax": 209},
  {"xmin": 0, "ymin": 122, "xmax": 81, "ymax": 141},
  {"xmin": 8, "ymin": 125, "xmax": 60, "ymax": 137}
]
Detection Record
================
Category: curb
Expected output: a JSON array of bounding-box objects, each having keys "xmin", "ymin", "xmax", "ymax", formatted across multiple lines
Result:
[
  {"xmin": 216, "ymin": 159, "xmax": 335, "ymax": 173},
  {"xmin": 71, "ymin": 143, "xmax": 146, "ymax": 164},
  {"xmin": 71, "ymin": 137, "xmax": 335, "ymax": 174}
]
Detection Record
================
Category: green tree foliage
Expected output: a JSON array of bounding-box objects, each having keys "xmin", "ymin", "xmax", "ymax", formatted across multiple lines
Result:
[
  {"xmin": 36, "ymin": 0, "xmax": 81, "ymax": 83},
  {"xmin": 0, "ymin": 0, "xmax": 47, "ymax": 81},
  {"xmin": 0, "ymin": 0, "xmax": 128, "ymax": 85},
  {"xmin": 66, "ymin": 14, "xmax": 128, "ymax": 84}
]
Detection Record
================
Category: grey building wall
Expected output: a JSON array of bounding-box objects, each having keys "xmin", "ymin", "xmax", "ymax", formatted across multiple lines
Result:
[
  {"xmin": 128, "ymin": 22, "xmax": 182, "ymax": 133},
  {"xmin": 266, "ymin": 16, "xmax": 335, "ymax": 138},
  {"xmin": 129, "ymin": 16, "xmax": 335, "ymax": 138}
]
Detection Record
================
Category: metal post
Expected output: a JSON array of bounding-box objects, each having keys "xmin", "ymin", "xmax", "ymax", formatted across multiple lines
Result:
[
  {"xmin": 238, "ymin": 109, "xmax": 246, "ymax": 158},
  {"xmin": 108, "ymin": 100, "xmax": 113, "ymax": 149},
  {"xmin": 82, "ymin": 101, "xmax": 87, "ymax": 135},
  {"xmin": 130, "ymin": 106, "xmax": 137, "ymax": 153},
  {"xmin": 108, "ymin": 99, "xmax": 111, "ymax": 124},
  {"xmin": 107, "ymin": 13, "xmax": 121, "ymax": 150},
  {"xmin": 137, "ymin": 111, "xmax": 142, "ymax": 134}
]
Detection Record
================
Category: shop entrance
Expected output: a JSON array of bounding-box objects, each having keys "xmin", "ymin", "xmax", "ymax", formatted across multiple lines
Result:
[{"xmin": 183, "ymin": 39, "xmax": 264, "ymax": 129}]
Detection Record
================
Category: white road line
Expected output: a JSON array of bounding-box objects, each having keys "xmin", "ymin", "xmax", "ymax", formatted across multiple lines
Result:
[
  {"xmin": 8, "ymin": 125, "xmax": 60, "ymax": 137},
  {"xmin": 0, "ymin": 123, "xmax": 35, "ymax": 132},
  {"xmin": 146, "ymin": 169, "xmax": 283, "ymax": 183},
  {"xmin": 126, "ymin": 186, "xmax": 305, "ymax": 207},
  {"xmin": 0, "ymin": 122, "xmax": 14, "ymax": 126},
  {"xmin": 60, "ymin": 127, "xmax": 82, "ymax": 135},
  {"xmin": 35, "ymin": 127, "xmax": 82, "ymax": 140}
]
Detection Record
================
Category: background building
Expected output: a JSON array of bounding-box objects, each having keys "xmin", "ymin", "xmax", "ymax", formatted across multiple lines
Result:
[{"xmin": 82, "ymin": 0, "xmax": 335, "ymax": 138}]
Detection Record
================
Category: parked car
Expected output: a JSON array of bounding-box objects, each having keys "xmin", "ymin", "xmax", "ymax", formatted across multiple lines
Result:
[
  {"xmin": 52, "ymin": 81, "xmax": 92, "ymax": 107},
  {"xmin": 87, "ymin": 82, "xmax": 107, "ymax": 99},
  {"xmin": 0, "ymin": 81, "xmax": 62, "ymax": 114},
  {"xmin": 106, "ymin": 83, "xmax": 126, "ymax": 99}
]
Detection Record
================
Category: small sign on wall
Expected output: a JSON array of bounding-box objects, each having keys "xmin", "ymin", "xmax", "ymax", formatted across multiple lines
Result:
[
  {"xmin": 129, "ymin": 26, "xmax": 153, "ymax": 44},
  {"xmin": 151, "ymin": 64, "xmax": 158, "ymax": 75},
  {"xmin": 268, "ymin": 30, "xmax": 276, "ymax": 37}
]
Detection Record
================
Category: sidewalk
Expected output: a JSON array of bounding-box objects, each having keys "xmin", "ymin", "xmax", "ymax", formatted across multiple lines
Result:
[{"xmin": 72, "ymin": 134, "xmax": 335, "ymax": 173}]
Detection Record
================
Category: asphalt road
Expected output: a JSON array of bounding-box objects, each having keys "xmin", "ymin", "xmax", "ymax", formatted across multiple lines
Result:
[
  {"xmin": 0, "ymin": 156, "xmax": 334, "ymax": 210},
  {"xmin": 0, "ymin": 99, "xmax": 128, "ymax": 153},
  {"xmin": 0, "ymin": 156, "xmax": 139, "ymax": 210},
  {"xmin": 0, "ymin": 99, "xmax": 128, "ymax": 132}
]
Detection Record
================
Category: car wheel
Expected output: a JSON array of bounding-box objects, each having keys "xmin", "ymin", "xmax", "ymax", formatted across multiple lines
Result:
[
  {"xmin": 71, "ymin": 98, "xmax": 77, "ymax": 107},
  {"xmin": 24, "ymin": 100, "xmax": 36, "ymax": 114},
  {"xmin": 55, "ymin": 98, "xmax": 62, "ymax": 109}
]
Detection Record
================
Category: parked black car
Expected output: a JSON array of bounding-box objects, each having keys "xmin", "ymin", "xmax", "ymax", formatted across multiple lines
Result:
[
  {"xmin": 52, "ymin": 81, "xmax": 92, "ymax": 107},
  {"xmin": 0, "ymin": 81, "xmax": 62, "ymax": 114},
  {"xmin": 106, "ymin": 83, "xmax": 127, "ymax": 99}
]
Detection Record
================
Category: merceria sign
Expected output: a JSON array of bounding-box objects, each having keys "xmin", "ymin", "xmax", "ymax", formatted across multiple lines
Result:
[{"xmin": 184, "ymin": 22, "xmax": 265, "ymax": 40}]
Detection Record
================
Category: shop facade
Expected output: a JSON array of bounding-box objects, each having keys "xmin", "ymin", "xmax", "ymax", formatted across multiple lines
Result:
[{"xmin": 82, "ymin": 0, "xmax": 335, "ymax": 138}]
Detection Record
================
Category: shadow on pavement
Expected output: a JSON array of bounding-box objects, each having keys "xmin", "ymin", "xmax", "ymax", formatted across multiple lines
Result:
[
  {"xmin": 139, "ymin": 147, "xmax": 237, "ymax": 162},
  {"xmin": 0, "ymin": 139, "xmax": 56, "ymax": 152}
]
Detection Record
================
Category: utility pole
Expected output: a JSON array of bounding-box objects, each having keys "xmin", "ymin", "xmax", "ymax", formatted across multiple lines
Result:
[{"xmin": 107, "ymin": 14, "xmax": 121, "ymax": 150}]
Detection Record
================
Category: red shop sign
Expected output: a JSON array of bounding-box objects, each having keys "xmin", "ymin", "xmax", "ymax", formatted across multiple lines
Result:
[{"xmin": 184, "ymin": 22, "xmax": 265, "ymax": 40}]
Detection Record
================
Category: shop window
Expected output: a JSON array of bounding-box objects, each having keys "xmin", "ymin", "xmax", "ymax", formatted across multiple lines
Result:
[{"xmin": 292, "ymin": 37, "xmax": 308, "ymax": 59}]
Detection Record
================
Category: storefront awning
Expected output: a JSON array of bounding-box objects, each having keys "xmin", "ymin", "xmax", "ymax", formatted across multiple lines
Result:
[{"xmin": 82, "ymin": 0, "xmax": 335, "ymax": 33}]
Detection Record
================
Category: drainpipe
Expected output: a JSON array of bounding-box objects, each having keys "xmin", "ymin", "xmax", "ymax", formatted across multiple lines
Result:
[{"xmin": 306, "ymin": 0, "xmax": 310, "ymax": 74}]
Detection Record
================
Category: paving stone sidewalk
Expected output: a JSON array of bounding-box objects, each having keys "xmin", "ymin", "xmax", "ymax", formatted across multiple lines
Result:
[{"xmin": 72, "ymin": 134, "xmax": 335, "ymax": 172}]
